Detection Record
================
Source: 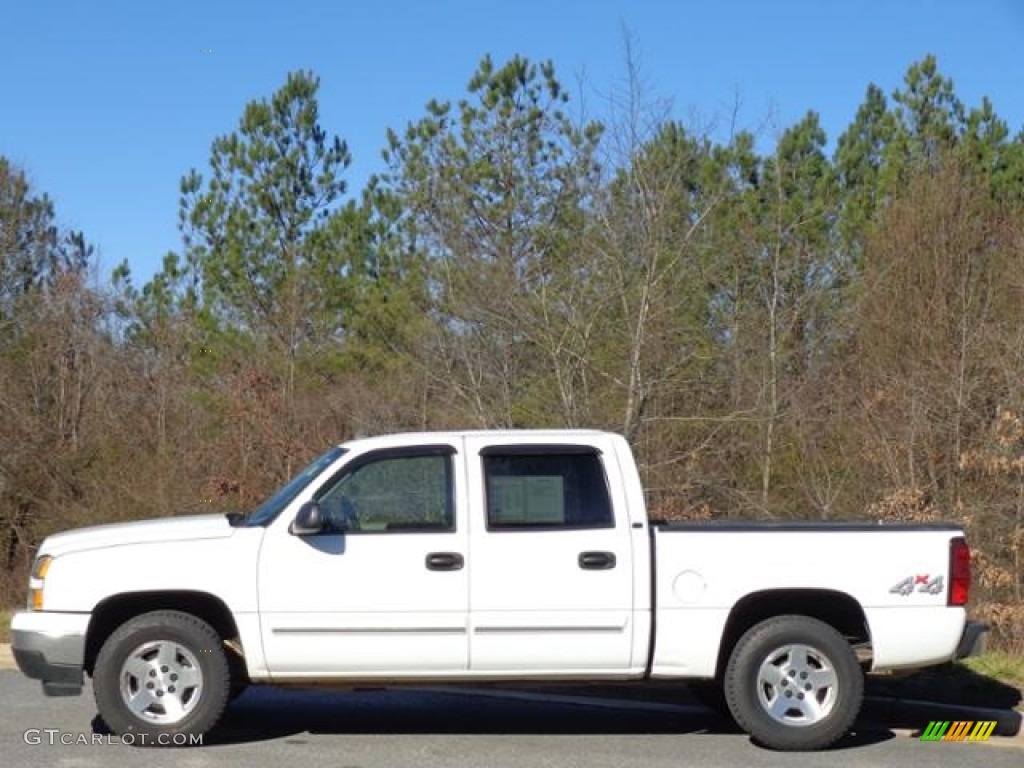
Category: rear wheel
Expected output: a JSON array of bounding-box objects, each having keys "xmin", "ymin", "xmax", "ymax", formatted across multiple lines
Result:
[
  {"xmin": 93, "ymin": 610, "xmax": 230, "ymax": 745},
  {"xmin": 723, "ymin": 615, "xmax": 862, "ymax": 751}
]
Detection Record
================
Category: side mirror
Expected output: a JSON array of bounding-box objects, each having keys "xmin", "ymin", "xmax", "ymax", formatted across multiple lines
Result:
[{"xmin": 290, "ymin": 501, "xmax": 325, "ymax": 535}]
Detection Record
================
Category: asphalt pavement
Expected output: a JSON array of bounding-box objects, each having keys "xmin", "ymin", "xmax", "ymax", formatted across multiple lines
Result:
[{"xmin": 0, "ymin": 669, "xmax": 1020, "ymax": 768}]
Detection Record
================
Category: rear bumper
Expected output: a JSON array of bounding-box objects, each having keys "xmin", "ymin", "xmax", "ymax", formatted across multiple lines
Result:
[
  {"xmin": 11, "ymin": 611, "xmax": 90, "ymax": 696},
  {"xmin": 955, "ymin": 619, "xmax": 989, "ymax": 659}
]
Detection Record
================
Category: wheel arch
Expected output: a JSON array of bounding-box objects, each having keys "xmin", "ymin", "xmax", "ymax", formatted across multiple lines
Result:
[
  {"xmin": 713, "ymin": 589, "xmax": 871, "ymax": 678},
  {"xmin": 84, "ymin": 591, "xmax": 243, "ymax": 676}
]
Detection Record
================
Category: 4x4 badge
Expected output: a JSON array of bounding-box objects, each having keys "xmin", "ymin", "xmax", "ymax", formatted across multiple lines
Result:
[{"xmin": 890, "ymin": 574, "xmax": 944, "ymax": 596}]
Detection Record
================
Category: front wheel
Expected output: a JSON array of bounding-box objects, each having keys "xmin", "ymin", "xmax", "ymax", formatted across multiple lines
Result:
[
  {"xmin": 723, "ymin": 615, "xmax": 863, "ymax": 751},
  {"xmin": 93, "ymin": 610, "xmax": 230, "ymax": 745}
]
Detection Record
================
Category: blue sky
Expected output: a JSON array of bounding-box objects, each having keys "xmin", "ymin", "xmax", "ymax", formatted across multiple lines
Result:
[{"xmin": 3, "ymin": 0, "xmax": 1022, "ymax": 285}]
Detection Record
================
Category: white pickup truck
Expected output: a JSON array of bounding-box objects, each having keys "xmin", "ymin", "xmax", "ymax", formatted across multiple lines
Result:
[{"xmin": 12, "ymin": 430, "xmax": 986, "ymax": 750}]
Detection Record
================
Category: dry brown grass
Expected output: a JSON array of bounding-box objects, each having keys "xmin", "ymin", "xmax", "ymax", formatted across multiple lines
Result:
[{"xmin": 0, "ymin": 609, "xmax": 12, "ymax": 644}]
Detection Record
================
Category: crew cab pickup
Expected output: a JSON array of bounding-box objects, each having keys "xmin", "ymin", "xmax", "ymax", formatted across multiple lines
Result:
[{"xmin": 12, "ymin": 430, "xmax": 986, "ymax": 750}]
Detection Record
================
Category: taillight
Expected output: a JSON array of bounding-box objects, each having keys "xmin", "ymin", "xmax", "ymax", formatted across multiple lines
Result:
[{"xmin": 949, "ymin": 536, "xmax": 971, "ymax": 606}]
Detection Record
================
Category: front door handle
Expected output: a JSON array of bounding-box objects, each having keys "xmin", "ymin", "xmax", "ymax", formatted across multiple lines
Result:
[
  {"xmin": 578, "ymin": 551, "xmax": 616, "ymax": 570},
  {"xmin": 426, "ymin": 552, "xmax": 464, "ymax": 571}
]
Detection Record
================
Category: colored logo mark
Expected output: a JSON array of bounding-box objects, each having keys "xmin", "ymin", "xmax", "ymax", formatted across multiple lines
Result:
[{"xmin": 920, "ymin": 720, "xmax": 997, "ymax": 742}]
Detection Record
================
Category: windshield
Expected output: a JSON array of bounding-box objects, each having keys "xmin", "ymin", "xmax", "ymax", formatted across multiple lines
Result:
[{"xmin": 243, "ymin": 446, "xmax": 347, "ymax": 527}]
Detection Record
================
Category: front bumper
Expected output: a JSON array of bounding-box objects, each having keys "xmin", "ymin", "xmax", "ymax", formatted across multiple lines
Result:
[
  {"xmin": 11, "ymin": 611, "xmax": 90, "ymax": 696},
  {"xmin": 955, "ymin": 619, "xmax": 989, "ymax": 659}
]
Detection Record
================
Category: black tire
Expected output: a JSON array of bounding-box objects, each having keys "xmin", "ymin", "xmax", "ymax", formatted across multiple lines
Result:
[
  {"xmin": 227, "ymin": 653, "xmax": 250, "ymax": 702},
  {"xmin": 93, "ymin": 610, "xmax": 230, "ymax": 746},
  {"xmin": 723, "ymin": 615, "xmax": 863, "ymax": 751}
]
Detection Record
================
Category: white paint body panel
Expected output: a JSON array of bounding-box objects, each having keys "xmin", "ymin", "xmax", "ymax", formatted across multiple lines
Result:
[
  {"xmin": 38, "ymin": 514, "xmax": 234, "ymax": 557},
  {"xmin": 864, "ymin": 606, "xmax": 966, "ymax": 668},
  {"xmin": 22, "ymin": 429, "xmax": 970, "ymax": 686},
  {"xmin": 650, "ymin": 527, "xmax": 965, "ymax": 674},
  {"xmin": 39, "ymin": 524, "xmax": 267, "ymax": 676},
  {"xmin": 463, "ymin": 434, "xmax": 640, "ymax": 675},
  {"xmin": 257, "ymin": 436, "xmax": 470, "ymax": 678}
]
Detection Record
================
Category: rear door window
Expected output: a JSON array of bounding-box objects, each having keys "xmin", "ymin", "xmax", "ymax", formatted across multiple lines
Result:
[{"xmin": 482, "ymin": 450, "xmax": 614, "ymax": 530}]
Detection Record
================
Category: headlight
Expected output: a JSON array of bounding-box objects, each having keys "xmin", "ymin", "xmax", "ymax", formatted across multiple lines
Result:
[
  {"xmin": 28, "ymin": 555, "xmax": 53, "ymax": 610},
  {"xmin": 32, "ymin": 555, "xmax": 53, "ymax": 580}
]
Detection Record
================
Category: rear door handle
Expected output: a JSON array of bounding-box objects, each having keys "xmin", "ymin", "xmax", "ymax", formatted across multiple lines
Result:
[
  {"xmin": 578, "ymin": 551, "xmax": 616, "ymax": 570},
  {"xmin": 426, "ymin": 552, "xmax": 464, "ymax": 571}
]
